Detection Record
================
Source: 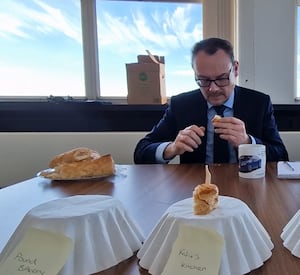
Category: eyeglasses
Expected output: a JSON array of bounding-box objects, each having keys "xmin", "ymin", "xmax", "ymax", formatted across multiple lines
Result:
[{"xmin": 195, "ymin": 66, "xmax": 233, "ymax": 87}]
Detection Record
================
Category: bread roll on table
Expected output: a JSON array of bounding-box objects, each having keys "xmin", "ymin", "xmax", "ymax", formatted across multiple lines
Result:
[{"xmin": 41, "ymin": 148, "xmax": 115, "ymax": 180}]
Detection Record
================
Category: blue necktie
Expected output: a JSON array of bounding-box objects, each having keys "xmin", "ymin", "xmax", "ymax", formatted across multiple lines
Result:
[{"xmin": 213, "ymin": 105, "xmax": 229, "ymax": 163}]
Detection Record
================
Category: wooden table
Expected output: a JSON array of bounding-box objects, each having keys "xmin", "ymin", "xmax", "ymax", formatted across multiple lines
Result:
[{"xmin": 1, "ymin": 163, "xmax": 300, "ymax": 274}]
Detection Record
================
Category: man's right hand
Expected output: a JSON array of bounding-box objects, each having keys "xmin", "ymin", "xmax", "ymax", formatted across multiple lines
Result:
[{"xmin": 163, "ymin": 125, "xmax": 205, "ymax": 160}]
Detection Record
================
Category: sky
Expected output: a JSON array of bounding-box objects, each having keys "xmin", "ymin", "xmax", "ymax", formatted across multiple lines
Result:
[
  {"xmin": 97, "ymin": 1, "xmax": 203, "ymax": 96},
  {"xmin": 1, "ymin": 1, "xmax": 300, "ymax": 98},
  {"xmin": 0, "ymin": 0, "xmax": 203, "ymax": 97},
  {"xmin": 0, "ymin": 0, "xmax": 84, "ymax": 96}
]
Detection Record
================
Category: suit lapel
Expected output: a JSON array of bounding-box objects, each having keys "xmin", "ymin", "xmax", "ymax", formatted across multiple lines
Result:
[
  {"xmin": 196, "ymin": 92, "xmax": 208, "ymax": 162},
  {"xmin": 233, "ymin": 85, "xmax": 241, "ymax": 117}
]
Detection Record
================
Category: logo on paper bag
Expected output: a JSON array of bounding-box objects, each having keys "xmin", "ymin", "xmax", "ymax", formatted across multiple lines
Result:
[{"xmin": 139, "ymin": 72, "xmax": 147, "ymax": 81}]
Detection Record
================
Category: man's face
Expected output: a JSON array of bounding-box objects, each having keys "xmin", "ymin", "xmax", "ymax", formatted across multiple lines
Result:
[{"xmin": 193, "ymin": 49, "xmax": 238, "ymax": 106}]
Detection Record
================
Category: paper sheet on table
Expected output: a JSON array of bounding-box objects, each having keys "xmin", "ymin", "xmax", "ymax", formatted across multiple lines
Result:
[
  {"xmin": 162, "ymin": 224, "xmax": 224, "ymax": 275},
  {"xmin": 0, "ymin": 227, "xmax": 73, "ymax": 275},
  {"xmin": 277, "ymin": 161, "xmax": 300, "ymax": 179}
]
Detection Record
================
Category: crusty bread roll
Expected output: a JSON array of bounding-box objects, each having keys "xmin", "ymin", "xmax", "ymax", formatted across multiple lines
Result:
[
  {"xmin": 49, "ymin": 147, "xmax": 100, "ymax": 168},
  {"xmin": 41, "ymin": 148, "xmax": 115, "ymax": 180},
  {"xmin": 42, "ymin": 154, "xmax": 115, "ymax": 180},
  {"xmin": 193, "ymin": 183, "xmax": 219, "ymax": 215}
]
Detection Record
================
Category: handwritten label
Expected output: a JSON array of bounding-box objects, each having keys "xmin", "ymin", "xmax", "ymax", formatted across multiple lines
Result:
[
  {"xmin": 0, "ymin": 227, "xmax": 73, "ymax": 275},
  {"xmin": 162, "ymin": 224, "xmax": 224, "ymax": 275}
]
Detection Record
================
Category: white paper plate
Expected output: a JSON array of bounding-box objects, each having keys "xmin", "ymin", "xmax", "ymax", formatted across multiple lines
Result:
[
  {"xmin": 36, "ymin": 168, "xmax": 113, "ymax": 180},
  {"xmin": 36, "ymin": 164, "xmax": 126, "ymax": 181}
]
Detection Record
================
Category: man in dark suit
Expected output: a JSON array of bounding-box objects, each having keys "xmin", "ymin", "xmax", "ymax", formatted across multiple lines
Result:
[{"xmin": 134, "ymin": 38, "xmax": 289, "ymax": 164}]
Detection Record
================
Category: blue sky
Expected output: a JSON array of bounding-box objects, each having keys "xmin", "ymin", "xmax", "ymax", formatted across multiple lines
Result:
[
  {"xmin": 97, "ymin": 1, "xmax": 203, "ymax": 96},
  {"xmin": 0, "ymin": 1, "xmax": 203, "ymax": 97},
  {"xmin": 0, "ymin": 0, "xmax": 83, "ymax": 96}
]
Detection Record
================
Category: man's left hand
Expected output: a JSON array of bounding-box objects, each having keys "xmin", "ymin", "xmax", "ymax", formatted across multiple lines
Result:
[{"xmin": 213, "ymin": 117, "xmax": 251, "ymax": 147}]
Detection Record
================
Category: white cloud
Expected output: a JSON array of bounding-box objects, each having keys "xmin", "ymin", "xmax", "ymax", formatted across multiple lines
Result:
[
  {"xmin": 98, "ymin": 3, "xmax": 203, "ymax": 56},
  {"xmin": 0, "ymin": 0, "xmax": 81, "ymax": 43},
  {"xmin": 32, "ymin": 0, "xmax": 81, "ymax": 43},
  {"xmin": 0, "ymin": 14, "xmax": 29, "ymax": 39},
  {"xmin": 0, "ymin": 64, "xmax": 83, "ymax": 96}
]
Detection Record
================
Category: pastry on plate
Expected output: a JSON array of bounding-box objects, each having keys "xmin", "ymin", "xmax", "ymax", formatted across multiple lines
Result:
[
  {"xmin": 41, "ymin": 148, "xmax": 115, "ymax": 180},
  {"xmin": 193, "ymin": 182, "xmax": 219, "ymax": 215}
]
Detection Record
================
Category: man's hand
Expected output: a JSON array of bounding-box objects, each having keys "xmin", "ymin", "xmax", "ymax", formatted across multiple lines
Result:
[
  {"xmin": 213, "ymin": 117, "xmax": 250, "ymax": 147},
  {"xmin": 163, "ymin": 125, "xmax": 205, "ymax": 160}
]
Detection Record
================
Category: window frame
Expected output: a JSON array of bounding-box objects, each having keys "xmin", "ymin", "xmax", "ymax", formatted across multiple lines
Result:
[
  {"xmin": 84, "ymin": 0, "xmax": 207, "ymax": 104},
  {"xmin": 87, "ymin": 0, "xmax": 236, "ymax": 103},
  {"xmin": 296, "ymin": 0, "xmax": 300, "ymax": 100}
]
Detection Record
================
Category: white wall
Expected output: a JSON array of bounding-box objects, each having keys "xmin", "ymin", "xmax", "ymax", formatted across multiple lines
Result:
[
  {"xmin": 0, "ymin": 132, "xmax": 147, "ymax": 188},
  {"xmin": 279, "ymin": 131, "xmax": 300, "ymax": 162},
  {"xmin": 238, "ymin": 0, "xmax": 297, "ymax": 104}
]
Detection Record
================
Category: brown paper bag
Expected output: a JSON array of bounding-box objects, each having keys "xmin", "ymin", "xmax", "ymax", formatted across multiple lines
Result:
[{"xmin": 126, "ymin": 52, "xmax": 167, "ymax": 104}]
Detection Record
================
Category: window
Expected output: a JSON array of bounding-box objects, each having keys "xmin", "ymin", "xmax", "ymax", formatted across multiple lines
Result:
[
  {"xmin": 96, "ymin": 1, "xmax": 203, "ymax": 97},
  {"xmin": 0, "ymin": 0, "xmax": 84, "ymax": 97},
  {"xmin": 0, "ymin": 0, "xmax": 203, "ymax": 100}
]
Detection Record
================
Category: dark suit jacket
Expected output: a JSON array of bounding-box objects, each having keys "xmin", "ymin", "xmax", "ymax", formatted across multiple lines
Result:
[{"xmin": 134, "ymin": 86, "xmax": 289, "ymax": 164}]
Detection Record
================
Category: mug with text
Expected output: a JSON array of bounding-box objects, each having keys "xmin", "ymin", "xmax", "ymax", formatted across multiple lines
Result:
[{"xmin": 238, "ymin": 144, "xmax": 266, "ymax": 179}]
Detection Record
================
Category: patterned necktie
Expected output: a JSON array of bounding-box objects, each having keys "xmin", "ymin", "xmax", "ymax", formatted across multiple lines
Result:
[{"xmin": 213, "ymin": 105, "xmax": 229, "ymax": 163}]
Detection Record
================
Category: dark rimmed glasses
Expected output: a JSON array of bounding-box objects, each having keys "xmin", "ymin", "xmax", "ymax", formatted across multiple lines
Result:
[{"xmin": 195, "ymin": 66, "xmax": 233, "ymax": 87}]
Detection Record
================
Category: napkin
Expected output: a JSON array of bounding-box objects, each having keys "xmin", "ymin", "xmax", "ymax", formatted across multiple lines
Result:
[{"xmin": 277, "ymin": 161, "xmax": 300, "ymax": 179}]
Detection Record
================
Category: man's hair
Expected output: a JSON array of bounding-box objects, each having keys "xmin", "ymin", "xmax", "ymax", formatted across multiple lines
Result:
[{"xmin": 191, "ymin": 37, "xmax": 234, "ymax": 67}]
